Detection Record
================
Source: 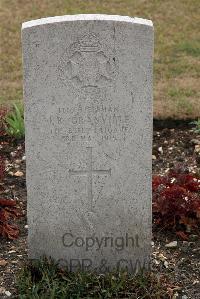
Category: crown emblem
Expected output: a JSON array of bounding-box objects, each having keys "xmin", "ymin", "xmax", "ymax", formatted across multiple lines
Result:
[{"xmin": 72, "ymin": 33, "xmax": 100, "ymax": 52}]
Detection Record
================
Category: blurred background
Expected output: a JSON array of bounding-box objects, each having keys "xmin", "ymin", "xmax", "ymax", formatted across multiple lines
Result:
[{"xmin": 1, "ymin": 0, "xmax": 199, "ymax": 119}]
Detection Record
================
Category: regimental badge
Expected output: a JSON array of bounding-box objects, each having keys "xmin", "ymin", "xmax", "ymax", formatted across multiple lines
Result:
[{"xmin": 58, "ymin": 33, "xmax": 118, "ymax": 89}]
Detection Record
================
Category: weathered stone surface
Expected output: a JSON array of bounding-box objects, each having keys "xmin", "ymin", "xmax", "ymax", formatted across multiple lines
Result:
[{"xmin": 22, "ymin": 14, "xmax": 153, "ymax": 272}]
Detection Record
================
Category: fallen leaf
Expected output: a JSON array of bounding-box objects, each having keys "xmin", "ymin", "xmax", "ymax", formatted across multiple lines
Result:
[
  {"xmin": 8, "ymin": 250, "xmax": 16, "ymax": 254},
  {"xmin": 0, "ymin": 199, "xmax": 17, "ymax": 207},
  {"xmin": 164, "ymin": 260, "xmax": 169, "ymax": 268},
  {"xmin": 158, "ymin": 253, "xmax": 167, "ymax": 261},
  {"xmin": 13, "ymin": 171, "xmax": 23, "ymax": 177},
  {"xmin": 165, "ymin": 241, "xmax": 178, "ymax": 248},
  {"xmin": 176, "ymin": 231, "xmax": 189, "ymax": 240},
  {"xmin": 15, "ymin": 159, "xmax": 21, "ymax": 164},
  {"xmin": 0, "ymin": 259, "xmax": 8, "ymax": 266},
  {"xmin": 0, "ymin": 287, "xmax": 5, "ymax": 294},
  {"xmin": 5, "ymin": 290, "xmax": 12, "ymax": 297}
]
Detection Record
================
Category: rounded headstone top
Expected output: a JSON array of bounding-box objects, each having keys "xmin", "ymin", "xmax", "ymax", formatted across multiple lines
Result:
[{"xmin": 22, "ymin": 14, "xmax": 153, "ymax": 30}]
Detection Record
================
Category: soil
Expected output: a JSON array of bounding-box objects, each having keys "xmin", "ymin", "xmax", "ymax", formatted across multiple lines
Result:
[{"xmin": 0, "ymin": 123, "xmax": 200, "ymax": 299}]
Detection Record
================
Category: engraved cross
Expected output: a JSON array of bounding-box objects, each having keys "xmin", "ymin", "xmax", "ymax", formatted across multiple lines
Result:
[{"xmin": 69, "ymin": 147, "xmax": 111, "ymax": 208}]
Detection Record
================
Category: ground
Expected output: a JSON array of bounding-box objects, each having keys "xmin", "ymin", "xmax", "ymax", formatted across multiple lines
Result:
[
  {"xmin": 0, "ymin": 0, "xmax": 200, "ymax": 119},
  {"xmin": 0, "ymin": 122, "xmax": 200, "ymax": 298}
]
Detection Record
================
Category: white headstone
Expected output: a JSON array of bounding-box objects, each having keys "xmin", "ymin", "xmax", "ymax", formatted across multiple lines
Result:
[{"xmin": 22, "ymin": 14, "xmax": 153, "ymax": 273}]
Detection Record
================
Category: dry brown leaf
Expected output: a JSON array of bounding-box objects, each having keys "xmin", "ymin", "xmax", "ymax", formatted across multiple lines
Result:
[
  {"xmin": 0, "ymin": 287, "xmax": 6, "ymax": 294},
  {"xmin": 0, "ymin": 259, "xmax": 8, "ymax": 266},
  {"xmin": 13, "ymin": 171, "xmax": 23, "ymax": 177}
]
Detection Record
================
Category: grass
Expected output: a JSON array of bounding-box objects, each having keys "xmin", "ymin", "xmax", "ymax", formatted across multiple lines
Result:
[
  {"xmin": 168, "ymin": 87, "xmax": 197, "ymax": 98},
  {"xmin": 191, "ymin": 118, "xmax": 200, "ymax": 133},
  {"xmin": 0, "ymin": 0, "xmax": 200, "ymax": 119},
  {"xmin": 167, "ymin": 87, "xmax": 198, "ymax": 117},
  {"xmin": 16, "ymin": 257, "xmax": 173, "ymax": 298},
  {"xmin": 177, "ymin": 40, "xmax": 200, "ymax": 57},
  {"xmin": 5, "ymin": 102, "xmax": 25, "ymax": 139}
]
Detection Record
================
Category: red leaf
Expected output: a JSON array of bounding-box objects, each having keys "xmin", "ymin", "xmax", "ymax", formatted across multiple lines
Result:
[
  {"xmin": 0, "ymin": 222, "xmax": 19, "ymax": 239},
  {"xmin": 0, "ymin": 197, "xmax": 21, "ymax": 240},
  {"xmin": 176, "ymin": 231, "xmax": 189, "ymax": 240},
  {"xmin": 152, "ymin": 167, "xmax": 200, "ymax": 234},
  {"xmin": 0, "ymin": 157, "xmax": 5, "ymax": 181},
  {"xmin": 0, "ymin": 199, "xmax": 17, "ymax": 207}
]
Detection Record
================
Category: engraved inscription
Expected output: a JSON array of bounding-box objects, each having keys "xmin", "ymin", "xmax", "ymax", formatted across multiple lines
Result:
[
  {"xmin": 49, "ymin": 101, "xmax": 131, "ymax": 144},
  {"xmin": 58, "ymin": 33, "xmax": 117, "ymax": 88},
  {"xmin": 69, "ymin": 147, "xmax": 111, "ymax": 209}
]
